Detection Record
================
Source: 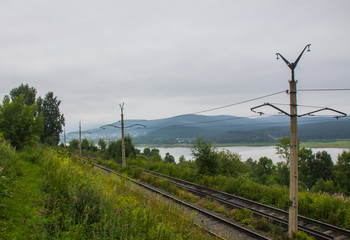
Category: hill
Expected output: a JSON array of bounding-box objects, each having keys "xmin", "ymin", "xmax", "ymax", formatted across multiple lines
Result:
[{"xmin": 66, "ymin": 114, "xmax": 350, "ymax": 144}]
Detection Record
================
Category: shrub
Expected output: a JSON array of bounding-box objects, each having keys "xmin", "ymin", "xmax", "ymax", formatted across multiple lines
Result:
[
  {"xmin": 294, "ymin": 231, "xmax": 314, "ymax": 240},
  {"xmin": 230, "ymin": 208, "xmax": 253, "ymax": 228}
]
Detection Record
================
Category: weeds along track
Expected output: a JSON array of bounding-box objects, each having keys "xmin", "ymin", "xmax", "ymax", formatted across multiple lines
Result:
[
  {"xmin": 78, "ymin": 155, "xmax": 350, "ymax": 240},
  {"xmin": 144, "ymin": 169, "xmax": 350, "ymax": 240},
  {"xmin": 77, "ymin": 156, "xmax": 271, "ymax": 240}
]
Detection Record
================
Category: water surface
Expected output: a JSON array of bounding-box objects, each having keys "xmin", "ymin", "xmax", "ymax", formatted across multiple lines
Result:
[{"xmin": 137, "ymin": 146, "xmax": 348, "ymax": 164}]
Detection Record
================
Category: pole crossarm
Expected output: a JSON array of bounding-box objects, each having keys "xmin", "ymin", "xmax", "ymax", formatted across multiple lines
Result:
[
  {"xmin": 125, "ymin": 124, "xmax": 147, "ymax": 129},
  {"xmin": 251, "ymin": 102, "xmax": 291, "ymax": 116},
  {"xmin": 100, "ymin": 123, "xmax": 120, "ymax": 129},
  {"xmin": 251, "ymin": 103, "xmax": 347, "ymax": 119},
  {"xmin": 276, "ymin": 44, "xmax": 311, "ymax": 71},
  {"xmin": 298, "ymin": 107, "xmax": 347, "ymax": 118},
  {"xmin": 100, "ymin": 123, "xmax": 147, "ymax": 129}
]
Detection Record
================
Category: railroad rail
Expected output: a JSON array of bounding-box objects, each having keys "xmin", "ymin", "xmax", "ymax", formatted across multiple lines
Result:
[
  {"xmin": 78, "ymin": 155, "xmax": 350, "ymax": 240},
  {"xmin": 144, "ymin": 169, "xmax": 350, "ymax": 240},
  {"xmin": 78, "ymin": 156, "xmax": 272, "ymax": 240}
]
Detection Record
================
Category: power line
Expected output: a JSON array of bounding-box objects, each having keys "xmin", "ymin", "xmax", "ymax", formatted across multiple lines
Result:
[
  {"xmin": 189, "ymin": 90, "xmax": 286, "ymax": 115},
  {"xmin": 299, "ymin": 88, "xmax": 350, "ymax": 92}
]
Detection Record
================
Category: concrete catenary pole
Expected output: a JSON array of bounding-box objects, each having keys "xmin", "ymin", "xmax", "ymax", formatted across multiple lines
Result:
[
  {"xmin": 289, "ymin": 78, "xmax": 298, "ymax": 237},
  {"xmin": 120, "ymin": 103, "xmax": 126, "ymax": 168},
  {"xmin": 276, "ymin": 44, "xmax": 310, "ymax": 238},
  {"xmin": 79, "ymin": 120, "xmax": 82, "ymax": 155},
  {"xmin": 64, "ymin": 128, "xmax": 67, "ymax": 148}
]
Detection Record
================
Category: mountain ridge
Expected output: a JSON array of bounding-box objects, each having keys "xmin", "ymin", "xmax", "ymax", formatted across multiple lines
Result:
[{"xmin": 66, "ymin": 114, "xmax": 350, "ymax": 144}]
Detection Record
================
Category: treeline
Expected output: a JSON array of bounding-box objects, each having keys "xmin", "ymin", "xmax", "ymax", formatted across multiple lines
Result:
[
  {"xmin": 68, "ymin": 135, "xmax": 177, "ymax": 163},
  {"xmin": 73, "ymin": 135, "xmax": 350, "ymax": 196},
  {"xmin": 188, "ymin": 137, "xmax": 350, "ymax": 195},
  {"xmin": 0, "ymin": 84, "xmax": 65, "ymax": 149}
]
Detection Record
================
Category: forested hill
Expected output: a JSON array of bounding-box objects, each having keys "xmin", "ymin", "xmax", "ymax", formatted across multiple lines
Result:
[{"xmin": 71, "ymin": 114, "xmax": 350, "ymax": 144}]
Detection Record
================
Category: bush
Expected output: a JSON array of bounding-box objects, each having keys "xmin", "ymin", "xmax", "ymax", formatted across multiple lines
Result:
[
  {"xmin": 253, "ymin": 217, "xmax": 272, "ymax": 232},
  {"xmin": 294, "ymin": 231, "xmax": 314, "ymax": 240},
  {"xmin": 230, "ymin": 208, "xmax": 253, "ymax": 228}
]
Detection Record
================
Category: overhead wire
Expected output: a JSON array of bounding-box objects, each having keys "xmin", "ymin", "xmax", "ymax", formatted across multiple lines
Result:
[
  {"xmin": 189, "ymin": 90, "xmax": 286, "ymax": 115},
  {"xmin": 299, "ymin": 88, "xmax": 350, "ymax": 92}
]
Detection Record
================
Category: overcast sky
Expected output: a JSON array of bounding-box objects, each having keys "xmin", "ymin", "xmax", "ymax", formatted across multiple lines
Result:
[{"xmin": 1, "ymin": 0, "xmax": 349, "ymax": 132}]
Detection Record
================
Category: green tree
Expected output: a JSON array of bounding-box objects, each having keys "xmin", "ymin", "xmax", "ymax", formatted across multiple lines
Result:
[
  {"xmin": 312, "ymin": 151, "xmax": 333, "ymax": 185},
  {"xmin": 38, "ymin": 92, "xmax": 65, "ymax": 146},
  {"xmin": 179, "ymin": 155, "xmax": 186, "ymax": 164},
  {"xmin": 0, "ymin": 95, "xmax": 43, "ymax": 149},
  {"xmin": 106, "ymin": 140, "xmax": 119, "ymax": 159},
  {"xmin": 81, "ymin": 138, "xmax": 90, "ymax": 151},
  {"xmin": 68, "ymin": 139, "xmax": 79, "ymax": 151},
  {"xmin": 151, "ymin": 150, "xmax": 162, "ymax": 162},
  {"xmin": 299, "ymin": 150, "xmax": 333, "ymax": 187},
  {"xmin": 123, "ymin": 135, "xmax": 137, "ymax": 159},
  {"xmin": 245, "ymin": 158, "xmax": 257, "ymax": 169},
  {"xmin": 271, "ymin": 161, "xmax": 289, "ymax": 186},
  {"xmin": 275, "ymin": 137, "xmax": 291, "ymax": 164},
  {"xmin": 298, "ymin": 147, "xmax": 314, "ymax": 187},
  {"xmin": 143, "ymin": 147, "xmax": 151, "ymax": 157},
  {"xmin": 164, "ymin": 152, "xmax": 175, "ymax": 163},
  {"xmin": 150, "ymin": 148, "xmax": 160, "ymax": 157},
  {"xmin": 217, "ymin": 150, "xmax": 247, "ymax": 177},
  {"xmin": 255, "ymin": 156, "xmax": 275, "ymax": 184},
  {"xmin": 311, "ymin": 179, "xmax": 338, "ymax": 193},
  {"xmin": 9, "ymin": 83, "xmax": 37, "ymax": 106},
  {"xmin": 192, "ymin": 137, "xmax": 218, "ymax": 175},
  {"xmin": 333, "ymin": 150, "xmax": 350, "ymax": 193},
  {"xmin": 106, "ymin": 136, "xmax": 137, "ymax": 161},
  {"xmin": 98, "ymin": 138, "xmax": 107, "ymax": 152}
]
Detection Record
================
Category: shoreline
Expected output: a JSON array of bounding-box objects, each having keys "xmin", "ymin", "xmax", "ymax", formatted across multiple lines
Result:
[{"xmin": 136, "ymin": 140, "xmax": 350, "ymax": 149}]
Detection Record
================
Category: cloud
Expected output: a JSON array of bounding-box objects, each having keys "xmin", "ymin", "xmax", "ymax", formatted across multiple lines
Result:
[{"xmin": 0, "ymin": 0, "xmax": 349, "ymax": 132}]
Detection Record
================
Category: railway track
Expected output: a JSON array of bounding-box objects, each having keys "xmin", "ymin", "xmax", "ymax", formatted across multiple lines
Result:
[
  {"xmin": 78, "ymin": 155, "xmax": 350, "ymax": 240},
  {"xmin": 144, "ymin": 169, "xmax": 350, "ymax": 240},
  {"xmin": 78, "ymin": 156, "xmax": 272, "ymax": 240}
]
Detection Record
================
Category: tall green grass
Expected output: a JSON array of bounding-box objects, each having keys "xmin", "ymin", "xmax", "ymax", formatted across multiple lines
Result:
[{"xmin": 0, "ymin": 144, "xmax": 216, "ymax": 239}]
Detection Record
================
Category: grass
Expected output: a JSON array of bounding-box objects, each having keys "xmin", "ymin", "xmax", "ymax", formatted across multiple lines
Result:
[
  {"xmin": 0, "ymin": 158, "xmax": 45, "ymax": 239},
  {"xmin": 0, "ymin": 145, "xmax": 218, "ymax": 239}
]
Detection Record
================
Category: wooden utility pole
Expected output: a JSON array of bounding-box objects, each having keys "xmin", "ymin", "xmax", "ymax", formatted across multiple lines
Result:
[{"xmin": 120, "ymin": 103, "xmax": 126, "ymax": 168}]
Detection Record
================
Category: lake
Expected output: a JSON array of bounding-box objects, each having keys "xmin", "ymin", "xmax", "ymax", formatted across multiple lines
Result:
[{"xmin": 137, "ymin": 146, "xmax": 349, "ymax": 164}]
